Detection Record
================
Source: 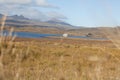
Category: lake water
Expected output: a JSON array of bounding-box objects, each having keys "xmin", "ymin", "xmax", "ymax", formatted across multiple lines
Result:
[{"xmin": 1, "ymin": 31, "xmax": 107, "ymax": 40}]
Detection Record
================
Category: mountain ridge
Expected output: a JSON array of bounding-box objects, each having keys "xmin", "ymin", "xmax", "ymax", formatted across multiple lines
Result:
[{"xmin": 0, "ymin": 13, "xmax": 75, "ymax": 29}]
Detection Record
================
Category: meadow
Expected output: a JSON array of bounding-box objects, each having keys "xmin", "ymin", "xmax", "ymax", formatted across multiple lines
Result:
[
  {"xmin": 0, "ymin": 36, "xmax": 120, "ymax": 80},
  {"xmin": 0, "ymin": 15, "xmax": 120, "ymax": 80}
]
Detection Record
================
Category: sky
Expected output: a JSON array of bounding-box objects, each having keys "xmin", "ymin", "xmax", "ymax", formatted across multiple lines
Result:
[{"xmin": 0, "ymin": 0, "xmax": 120, "ymax": 27}]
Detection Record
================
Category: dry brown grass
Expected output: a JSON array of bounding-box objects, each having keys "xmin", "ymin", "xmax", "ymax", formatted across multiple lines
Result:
[
  {"xmin": 7, "ymin": 40, "xmax": 120, "ymax": 80},
  {"xmin": 1, "ymin": 38, "xmax": 120, "ymax": 80},
  {"xmin": 0, "ymin": 15, "xmax": 120, "ymax": 80}
]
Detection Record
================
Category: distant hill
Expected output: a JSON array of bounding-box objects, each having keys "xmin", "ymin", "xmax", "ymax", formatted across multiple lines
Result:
[
  {"xmin": 1, "ymin": 13, "xmax": 118, "ymax": 38},
  {"xmin": 0, "ymin": 14, "xmax": 3, "ymax": 18},
  {"xmin": 46, "ymin": 19, "xmax": 72, "ymax": 26},
  {"xmin": 0, "ymin": 13, "xmax": 74, "ymax": 29},
  {"xmin": 8, "ymin": 15, "xmax": 29, "ymax": 20}
]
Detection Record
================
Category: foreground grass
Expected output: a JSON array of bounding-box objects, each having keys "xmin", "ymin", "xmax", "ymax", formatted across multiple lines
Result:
[
  {"xmin": 0, "ymin": 14, "xmax": 120, "ymax": 80},
  {"xmin": 0, "ymin": 38, "xmax": 120, "ymax": 80}
]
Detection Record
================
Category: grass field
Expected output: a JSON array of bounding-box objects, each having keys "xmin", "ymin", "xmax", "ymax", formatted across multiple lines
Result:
[
  {"xmin": 0, "ymin": 15, "xmax": 120, "ymax": 80},
  {"xmin": 0, "ymin": 37, "xmax": 120, "ymax": 80}
]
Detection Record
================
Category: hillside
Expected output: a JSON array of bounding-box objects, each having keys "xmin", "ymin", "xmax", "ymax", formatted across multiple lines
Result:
[
  {"xmin": 0, "ymin": 13, "xmax": 116, "ymax": 38},
  {"xmin": 0, "ymin": 13, "xmax": 74, "ymax": 30}
]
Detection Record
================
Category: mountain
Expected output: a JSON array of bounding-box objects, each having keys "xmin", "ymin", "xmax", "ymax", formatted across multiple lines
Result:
[
  {"xmin": 0, "ymin": 13, "xmax": 109, "ymax": 38},
  {"xmin": 0, "ymin": 13, "xmax": 3, "ymax": 18},
  {"xmin": 46, "ymin": 19, "xmax": 72, "ymax": 26},
  {"xmin": 0, "ymin": 13, "xmax": 74, "ymax": 29},
  {"xmin": 8, "ymin": 15, "xmax": 29, "ymax": 20}
]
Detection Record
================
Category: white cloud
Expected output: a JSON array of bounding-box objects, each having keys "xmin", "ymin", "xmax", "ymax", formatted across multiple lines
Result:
[
  {"xmin": 0, "ymin": 0, "xmax": 56, "ymax": 7},
  {"xmin": 0, "ymin": 5, "xmax": 48, "ymax": 20},
  {"xmin": 17, "ymin": 8, "xmax": 48, "ymax": 20},
  {"xmin": 0, "ymin": 4, "xmax": 65, "ymax": 21},
  {"xmin": 0, "ymin": 0, "xmax": 31, "ymax": 4},
  {"xmin": 46, "ymin": 12, "xmax": 67, "ymax": 20},
  {"xmin": 36, "ymin": 0, "xmax": 49, "ymax": 6},
  {"xmin": 0, "ymin": 0, "xmax": 65, "ymax": 21}
]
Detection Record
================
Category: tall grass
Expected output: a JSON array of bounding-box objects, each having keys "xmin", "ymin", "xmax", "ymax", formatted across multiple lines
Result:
[
  {"xmin": 99, "ymin": 27, "xmax": 120, "ymax": 62},
  {"xmin": 0, "ymin": 14, "xmax": 17, "ymax": 80},
  {"xmin": 0, "ymin": 15, "xmax": 29, "ymax": 80},
  {"xmin": 0, "ymin": 15, "xmax": 120, "ymax": 80}
]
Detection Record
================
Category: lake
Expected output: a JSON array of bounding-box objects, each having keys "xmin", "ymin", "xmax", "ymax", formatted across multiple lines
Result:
[{"xmin": 1, "ymin": 31, "xmax": 107, "ymax": 40}]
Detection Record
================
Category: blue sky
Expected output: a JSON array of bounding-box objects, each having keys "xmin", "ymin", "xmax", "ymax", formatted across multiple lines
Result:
[
  {"xmin": 0, "ymin": 0, "xmax": 120, "ymax": 27},
  {"xmin": 47, "ymin": 0, "xmax": 120, "ymax": 27}
]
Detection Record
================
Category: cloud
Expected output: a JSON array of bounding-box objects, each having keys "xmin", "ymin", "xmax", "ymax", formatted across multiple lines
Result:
[
  {"xmin": 0, "ymin": 0, "xmax": 57, "ymax": 8},
  {"xmin": 36, "ymin": 0, "xmax": 51, "ymax": 7},
  {"xmin": 46, "ymin": 12, "xmax": 68, "ymax": 20},
  {"xmin": 0, "ymin": 0, "xmax": 31, "ymax": 4},
  {"xmin": 16, "ymin": 8, "xmax": 48, "ymax": 21},
  {"xmin": 0, "ymin": 4, "xmax": 66, "ymax": 21},
  {"xmin": 0, "ymin": 5, "xmax": 48, "ymax": 20},
  {"xmin": 0, "ymin": 0, "xmax": 66, "ymax": 21}
]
